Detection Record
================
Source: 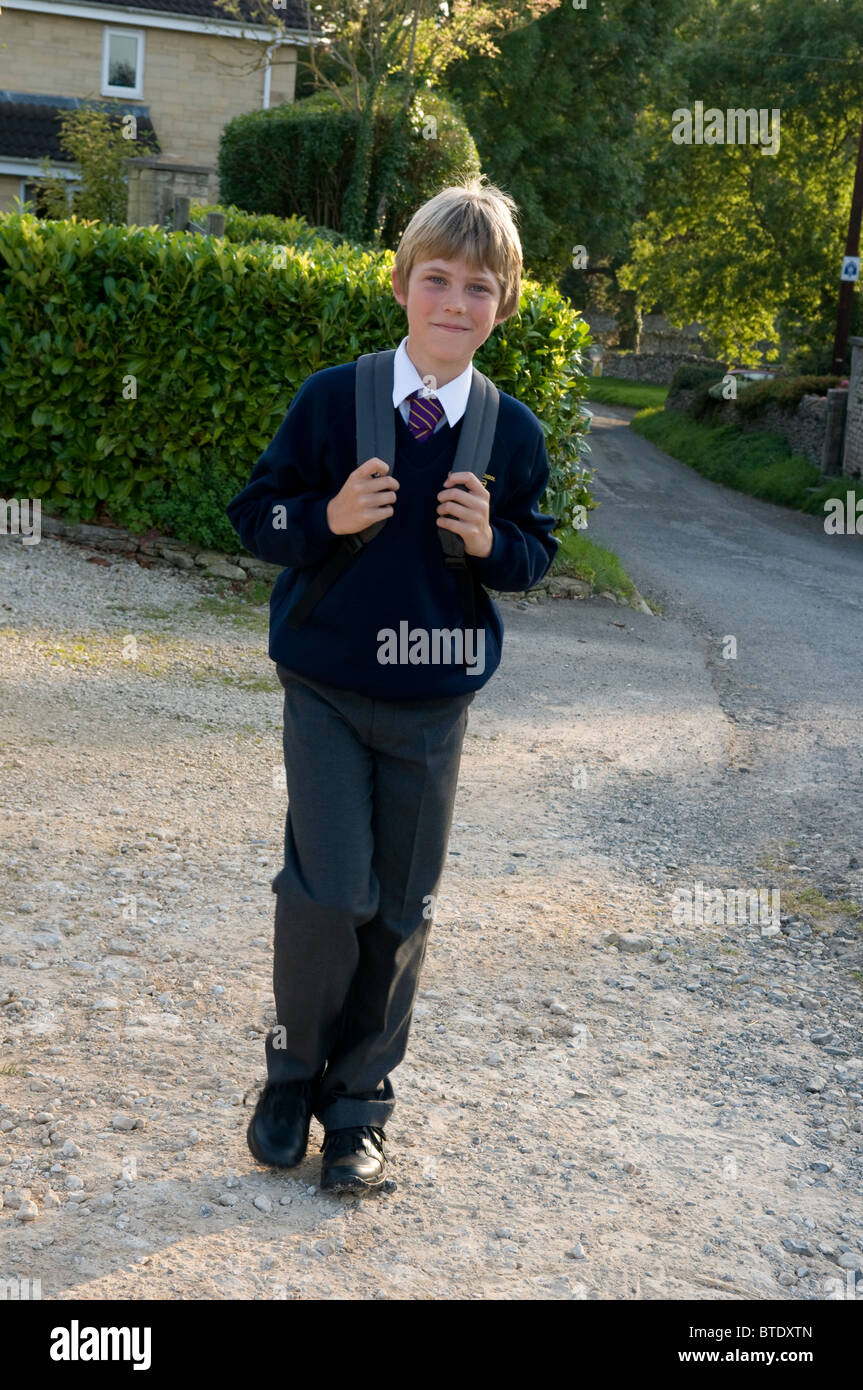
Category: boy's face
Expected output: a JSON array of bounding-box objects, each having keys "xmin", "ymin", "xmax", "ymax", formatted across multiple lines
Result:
[{"xmin": 391, "ymin": 255, "xmax": 508, "ymax": 385}]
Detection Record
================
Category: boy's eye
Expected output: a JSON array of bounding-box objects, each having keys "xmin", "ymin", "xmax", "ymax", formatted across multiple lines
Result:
[{"xmin": 427, "ymin": 274, "xmax": 490, "ymax": 293}]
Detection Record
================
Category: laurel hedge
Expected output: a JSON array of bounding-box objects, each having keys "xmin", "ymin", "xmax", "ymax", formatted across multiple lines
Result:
[{"xmin": 0, "ymin": 209, "xmax": 593, "ymax": 552}]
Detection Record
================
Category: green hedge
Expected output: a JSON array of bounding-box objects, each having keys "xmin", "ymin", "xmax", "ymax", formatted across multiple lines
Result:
[
  {"xmin": 667, "ymin": 362, "xmax": 728, "ymax": 393},
  {"xmin": 0, "ymin": 210, "xmax": 593, "ymax": 552},
  {"xmin": 727, "ymin": 374, "xmax": 842, "ymax": 418},
  {"xmin": 218, "ymin": 85, "xmax": 481, "ymax": 248},
  {"xmin": 670, "ymin": 366, "xmax": 844, "ymax": 426},
  {"xmin": 179, "ymin": 203, "xmax": 362, "ymax": 253}
]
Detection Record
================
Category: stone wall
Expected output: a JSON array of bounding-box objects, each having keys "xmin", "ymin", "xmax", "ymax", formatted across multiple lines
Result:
[
  {"xmin": 842, "ymin": 337, "xmax": 863, "ymax": 480},
  {"xmin": 731, "ymin": 395, "xmax": 830, "ymax": 471},
  {"xmin": 583, "ymin": 310, "xmax": 706, "ymax": 355},
  {"xmin": 599, "ymin": 350, "xmax": 726, "ymax": 385},
  {"xmin": 667, "ymin": 388, "xmax": 848, "ymax": 474},
  {"xmin": 125, "ymin": 155, "xmax": 220, "ymax": 229},
  {"xmin": 33, "ymin": 514, "xmax": 644, "ymax": 604}
]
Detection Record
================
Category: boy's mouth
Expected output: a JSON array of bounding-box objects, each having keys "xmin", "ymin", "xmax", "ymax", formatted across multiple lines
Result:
[{"xmin": 431, "ymin": 323, "xmax": 469, "ymax": 333}]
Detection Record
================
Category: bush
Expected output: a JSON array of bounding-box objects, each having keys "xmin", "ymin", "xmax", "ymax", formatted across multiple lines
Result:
[
  {"xmin": 217, "ymin": 85, "xmax": 481, "ymax": 249},
  {"xmin": 690, "ymin": 380, "xmax": 728, "ymax": 423},
  {"xmin": 30, "ymin": 106, "xmax": 158, "ymax": 225},
  {"xmin": 730, "ymin": 374, "xmax": 842, "ymax": 418},
  {"xmin": 0, "ymin": 210, "xmax": 593, "ymax": 551},
  {"xmin": 667, "ymin": 362, "xmax": 728, "ymax": 393},
  {"xmin": 184, "ymin": 203, "xmax": 364, "ymax": 252}
]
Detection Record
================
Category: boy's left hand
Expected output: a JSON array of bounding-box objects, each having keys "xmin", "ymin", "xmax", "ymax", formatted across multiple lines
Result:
[{"xmin": 436, "ymin": 472, "xmax": 494, "ymax": 558}]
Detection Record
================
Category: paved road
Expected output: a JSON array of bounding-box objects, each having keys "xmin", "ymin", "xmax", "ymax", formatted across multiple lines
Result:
[{"xmin": 580, "ymin": 401, "xmax": 863, "ymax": 860}]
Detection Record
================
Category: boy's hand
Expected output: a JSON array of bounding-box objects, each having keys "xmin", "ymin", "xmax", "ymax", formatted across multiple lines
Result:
[
  {"xmin": 436, "ymin": 471, "xmax": 494, "ymax": 558},
  {"xmin": 326, "ymin": 457, "xmax": 399, "ymax": 536}
]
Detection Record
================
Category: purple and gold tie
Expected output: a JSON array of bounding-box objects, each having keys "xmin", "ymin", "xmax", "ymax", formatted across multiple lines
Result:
[{"xmin": 407, "ymin": 389, "xmax": 445, "ymax": 441}]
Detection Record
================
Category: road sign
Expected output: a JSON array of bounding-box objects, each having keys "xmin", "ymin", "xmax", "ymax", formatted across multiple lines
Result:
[{"xmin": 841, "ymin": 256, "xmax": 860, "ymax": 282}]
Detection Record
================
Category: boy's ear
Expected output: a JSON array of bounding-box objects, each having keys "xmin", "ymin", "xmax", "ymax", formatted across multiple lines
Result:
[
  {"xmin": 493, "ymin": 283, "xmax": 515, "ymax": 326},
  {"xmin": 391, "ymin": 265, "xmax": 407, "ymax": 305}
]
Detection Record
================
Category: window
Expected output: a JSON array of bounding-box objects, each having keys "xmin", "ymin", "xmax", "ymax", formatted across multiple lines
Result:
[
  {"xmin": 21, "ymin": 177, "xmax": 78, "ymax": 218},
  {"xmin": 21, "ymin": 179, "xmax": 53, "ymax": 216},
  {"xmin": 102, "ymin": 28, "xmax": 145, "ymax": 99}
]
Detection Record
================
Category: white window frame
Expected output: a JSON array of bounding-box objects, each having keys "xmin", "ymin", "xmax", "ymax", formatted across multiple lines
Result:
[{"xmin": 101, "ymin": 27, "xmax": 145, "ymax": 100}]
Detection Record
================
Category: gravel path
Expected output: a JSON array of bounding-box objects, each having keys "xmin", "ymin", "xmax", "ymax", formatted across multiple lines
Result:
[{"xmin": 1, "ymin": 442, "xmax": 862, "ymax": 1300}]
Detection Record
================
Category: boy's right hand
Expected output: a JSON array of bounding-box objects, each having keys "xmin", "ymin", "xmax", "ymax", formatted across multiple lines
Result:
[{"xmin": 326, "ymin": 457, "xmax": 399, "ymax": 536}]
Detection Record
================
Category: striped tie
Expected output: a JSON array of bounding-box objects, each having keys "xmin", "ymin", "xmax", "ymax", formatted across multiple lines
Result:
[{"xmin": 407, "ymin": 389, "xmax": 445, "ymax": 441}]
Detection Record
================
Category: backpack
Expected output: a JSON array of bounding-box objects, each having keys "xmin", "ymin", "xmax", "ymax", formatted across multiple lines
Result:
[{"xmin": 284, "ymin": 348, "xmax": 500, "ymax": 634}]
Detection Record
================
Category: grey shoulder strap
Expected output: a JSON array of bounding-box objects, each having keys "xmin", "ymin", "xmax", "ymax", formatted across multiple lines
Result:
[
  {"xmin": 354, "ymin": 351, "xmax": 500, "ymax": 552},
  {"xmin": 355, "ymin": 349, "xmax": 397, "ymax": 543},
  {"xmin": 439, "ymin": 365, "xmax": 500, "ymax": 561}
]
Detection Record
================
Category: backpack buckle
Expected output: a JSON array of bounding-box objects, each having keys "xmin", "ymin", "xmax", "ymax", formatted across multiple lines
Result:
[{"xmin": 343, "ymin": 534, "xmax": 365, "ymax": 556}]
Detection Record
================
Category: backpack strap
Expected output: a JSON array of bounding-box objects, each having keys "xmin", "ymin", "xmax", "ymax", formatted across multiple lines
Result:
[
  {"xmin": 283, "ymin": 350, "xmax": 394, "ymax": 629},
  {"xmin": 438, "ymin": 366, "xmax": 499, "ymax": 638},
  {"xmin": 355, "ymin": 349, "xmax": 396, "ymax": 542},
  {"xmin": 284, "ymin": 352, "xmax": 499, "ymax": 635}
]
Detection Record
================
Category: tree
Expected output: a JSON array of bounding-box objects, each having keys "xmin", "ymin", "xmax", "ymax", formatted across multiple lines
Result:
[
  {"xmin": 617, "ymin": 0, "xmax": 863, "ymax": 364},
  {"xmin": 441, "ymin": 0, "xmax": 690, "ymax": 327},
  {"xmin": 28, "ymin": 104, "xmax": 158, "ymax": 224},
  {"xmin": 214, "ymin": 0, "xmax": 559, "ymax": 238}
]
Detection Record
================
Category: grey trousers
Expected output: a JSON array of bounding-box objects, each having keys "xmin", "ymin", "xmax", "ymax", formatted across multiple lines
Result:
[{"xmin": 266, "ymin": 661, "xmax": 475, "ymax": 1132}]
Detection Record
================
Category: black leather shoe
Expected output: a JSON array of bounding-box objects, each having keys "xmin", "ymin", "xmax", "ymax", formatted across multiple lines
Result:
[
  {"xmin": 319, "ymin": 1125, "xmax": 387, "ymax": 1192},
  {"xmin": 246, "ymin": 1077, "xmax": 318, "ymax": 1169}
]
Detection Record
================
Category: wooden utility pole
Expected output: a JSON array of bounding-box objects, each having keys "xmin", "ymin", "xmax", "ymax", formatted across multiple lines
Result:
[{"xmin": 831, "ymin": 113, "xmax": 863, "ymax": 374}]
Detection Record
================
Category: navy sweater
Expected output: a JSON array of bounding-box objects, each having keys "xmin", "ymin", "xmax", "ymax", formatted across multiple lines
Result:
[{"xmin": 225, "ymin": 359, "xmax": 558, "ymax": 700}]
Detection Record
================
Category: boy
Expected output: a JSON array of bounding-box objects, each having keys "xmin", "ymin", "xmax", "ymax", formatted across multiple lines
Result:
[{"xmin": 225, "ymin": 176, "xmax": 558, "ymax": 1193}]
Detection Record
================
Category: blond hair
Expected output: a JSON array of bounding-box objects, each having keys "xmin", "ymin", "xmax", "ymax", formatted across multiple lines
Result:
[{"xmin": 392, "ymin": 176, "xmax": 523, "ymax": 321}]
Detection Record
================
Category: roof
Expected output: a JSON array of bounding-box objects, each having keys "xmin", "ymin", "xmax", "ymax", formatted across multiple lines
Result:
[
  {"xmin": 0, "ymin": 92, "xmax": 159, "ymax": 162},
  {"xmin": 52, "ymin": 0, "xmax": 313, "ymax": 26}
]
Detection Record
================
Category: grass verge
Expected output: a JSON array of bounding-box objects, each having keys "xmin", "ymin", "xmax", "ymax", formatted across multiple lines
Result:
[
  {"xmin": 631, "ymin": 406, "xmax": 863, "ymax": 516},
  {"xmin": 584, "ymin": 377, "xmax": 669, "ymax": 410},
  {"xmin": 551, "ymin": 528, "xmax": 639, "ymax": 604}
]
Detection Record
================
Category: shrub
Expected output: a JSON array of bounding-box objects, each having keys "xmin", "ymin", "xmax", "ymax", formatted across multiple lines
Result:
[
  {"xmin": 690, "ymin": 380, "xmax": 728, "ymax": 422},
  {"xmin": 0, "ymin": 210, "xmax": 593, "ymax": 551},
  {"xmin": 217, "ymin": 85, "xmax": 481, "ymax": 249},
  {"xmin": 184, "ymin": 203, "xmax": 363, "ymax": 252},
  {"xmin": 667, "ymin": 362, "xmax": 728, "ymax": 393},
  {"xmin": 30, "ymin": 106, "xmax": 158, "ymax": 225},
  {"xmin": 784, "ymin": 342, "xmax": 837, "ymax": 376},
  {"xmin": 731, "ymin": 374, "xmax": 842, "ymax": 418}
]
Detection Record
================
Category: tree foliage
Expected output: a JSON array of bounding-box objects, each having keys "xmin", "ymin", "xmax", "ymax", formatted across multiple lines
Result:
[
  {"xmin": 214, "ymin": 0, "xmax": 558, "ymax": 239},
  {"xmin": 617, "ymin": 0, "xmax": 863, "ymax": 365},
  {"xmin": 28, "ymin": 107, "xmax": 157, "ymax": 224}
]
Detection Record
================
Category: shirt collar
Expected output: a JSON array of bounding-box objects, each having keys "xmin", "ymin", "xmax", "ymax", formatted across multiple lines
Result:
[{"xmin": 392, "ymin": 336, "xmax": 474, "ymax": 428}]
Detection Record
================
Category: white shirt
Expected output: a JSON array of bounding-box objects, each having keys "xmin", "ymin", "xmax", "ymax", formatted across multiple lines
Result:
[{"xmin": 392, "ymin": 335, "xmax": 473, "ymax": 435}]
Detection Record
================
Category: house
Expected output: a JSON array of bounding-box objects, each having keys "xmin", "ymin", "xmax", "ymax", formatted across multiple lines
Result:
[{"xmin": 0, "ymin": 0, "xmax": 312, "ymax": 216}]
